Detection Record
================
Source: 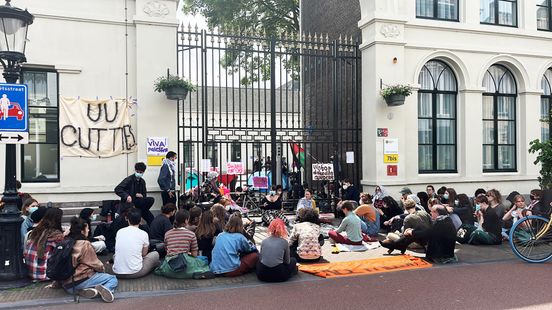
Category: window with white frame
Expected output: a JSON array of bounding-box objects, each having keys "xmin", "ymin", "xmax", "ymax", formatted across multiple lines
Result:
[
  {"xmin": 537, "ymin": 0, "xmax": 552, "ymax": 31},
  {"xmin": 541, "ymin": 69, "xmax": 552, "ymax": 141},
  {"xmin": 418, "ymin": 60, "xmax": 458, "ymax": 173},
  {"xmin": 20, "ymin": 69, "xmax": 59, "ymax": 182},
  {"xmin": 480, "ymin": 0, "xmax": 517, "ymax": 26},
  {"xmin": 416, "ymin": 0, "xmax": 459, "ymax": 21},
  {"xmin": 482, "ymin": 65, "xmax": 517, "ymax": 172}
]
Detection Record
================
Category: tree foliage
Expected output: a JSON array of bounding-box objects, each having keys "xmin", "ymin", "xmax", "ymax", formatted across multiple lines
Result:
[
  {"xmin": 183, "ymin": 0, "xmax": 300, "ymax": 85},
  {"xmin": 529, "ymin": 139, "xmax": 552, "ymax": 189}
]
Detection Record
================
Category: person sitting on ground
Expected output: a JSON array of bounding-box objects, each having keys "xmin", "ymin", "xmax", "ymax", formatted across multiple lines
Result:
[
  {"xmin": 486, "ymin": 189, "xmax": 506, "ymax": 221},
  {"xmin": 399, "ymin": 187, "xmax": 413, "ymax": 208},
  {"xmin": 195, "ymin": 210, "xmax": 222, "ymax": 262},
  {"xmin": 372, "ymin": 185, "xmax": 388, "ymax": 209},
  {"xmin": 417, "ymin": 191, "xmax": 430, "ymax": 213},
  {"xmin": 211, "ymin": 203, "xmax": 228, "ymax": 231},
  {"xmin": 61, "ymin": 217, "xmax": 117, "ymax": 303},
  {"xmin": 354, "ymin": 203, "xmax": 380, "ymax": 238},
  {"xmin": 359, "ymin": 192, "xmax": 372, "ymax": 206},
  {"xmin": 503, "ymin": 194, "xmax": 530, "ymax": 224},
  {"xmin": 426, "ymin": 185, "xmax": 436, "ymax": 199},
  {"xmin": 296, "ymin": 189, "xmax": 317, "ymax": 215},
  {"xmin": 261, "ymin": 186, "xmax": 283, "ymax": 210},
  {"xmin": 186, "ymin": 206, "xmax": 202, "ymax": 232},
  {"xmin": 256, "ymin": 219, "xmax": 298, "ymax": 282},
  {"xmin": 156, "ymin": 209, "xmax": 211, "ymax": 279},
  {"xmin": 79, "ymin": 208, "xmax": 107, "ymax": 254},
  {"xmin": 451, "ymin": 193, "xmax": 475, "ymax": 226},
  {"xmin": 379, "ymin": 196, "xmax": 404, "ymax": 232},
  {"xmin": 210, "ymin": 213, "xmax": 258, "ymax": 277},
  {"xmin": 288, "ymin": 208, "xmax": 323, "ymax": 262},
  {"xmin": 24, "ymin": 207, "xmax": 64, "ymax": 281},
  {"xmin": 114, "ymin": 162, "xmax": 155, "ymax": 225},
  {"xmin": 468, "ymin": 195, "xmax": 502, "ymax": 245},
  {"xmin": 400, "ymin": 205, "xmax": 457, "ymax": 263},
  {"xmin": 380, "ymin": 199, "xmax": 432, "ymax": 253},
  {"xmin": 149, "ymin": 203, "xmax": 177, "ymax": 241},
  {"xmin": 112, "ymin": 208, "xmax": 160, "ymax": 278},
  {"xmin": 328, "ymin": 201, "xmax": 364, "ymax": 245},
  {"xmin": 20, "ymin": 199, "xmax": 40, "ymax": 249}
]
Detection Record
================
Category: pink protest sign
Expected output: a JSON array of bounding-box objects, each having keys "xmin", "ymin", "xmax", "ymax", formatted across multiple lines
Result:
[
  {"xmin": 252, "ymin": 176, "xmax": 269, "ymax": 189},
  {"xmin": 226, "ymin": 162, "xmax": 244, "ymax": 175}
]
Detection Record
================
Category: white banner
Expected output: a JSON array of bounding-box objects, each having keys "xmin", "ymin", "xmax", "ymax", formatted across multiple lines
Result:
[
  {"xmin": 312, "ymin": 163, "xmax": 335, "ymax": 181},
  {"xmin": 60, "ymin": 98, "xmax": 136, "ymax": 157}
]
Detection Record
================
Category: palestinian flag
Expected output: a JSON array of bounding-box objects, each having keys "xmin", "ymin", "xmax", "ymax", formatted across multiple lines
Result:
[{"xmin": 289, "ymin": 142, "xmax": 305, "ymax": 170}]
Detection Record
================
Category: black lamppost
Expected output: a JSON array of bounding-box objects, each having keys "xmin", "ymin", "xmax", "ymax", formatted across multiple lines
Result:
[{"xmin": 0, "ymin": 0, "xmax": 33, "ymax": 288}]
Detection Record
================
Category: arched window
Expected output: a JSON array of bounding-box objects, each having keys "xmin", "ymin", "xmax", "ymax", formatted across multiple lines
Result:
[
  {"xmin": 482, "ymin": 65, "xmax": 517, "ymax": 172},
  {"xmin": 541, "ymin": 69, "xmax": 552, "ymax": 141},
  {"xmin": 418, "ymin": 60, "xmax": 457, "ymax": 173}
]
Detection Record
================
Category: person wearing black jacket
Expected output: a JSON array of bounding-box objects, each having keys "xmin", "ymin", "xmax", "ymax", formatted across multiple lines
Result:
[
  {"xmin": 468, "ymin": 195, "xmax": 502, "ymax": 245},
  {"xmin": 115, "ymin": 162, "xmax": 155, "ymax": 225}
]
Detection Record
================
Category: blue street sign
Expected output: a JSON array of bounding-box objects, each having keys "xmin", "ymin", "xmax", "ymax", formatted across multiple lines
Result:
[{"xmin": 0, "ymin": 83, "xmax": 28, "ymax": 132}]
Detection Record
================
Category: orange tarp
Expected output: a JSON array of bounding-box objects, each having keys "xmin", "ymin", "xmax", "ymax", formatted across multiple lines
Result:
[{"xmin": 298, "ymin": 255, "xmax": 432, "ymax": 278}]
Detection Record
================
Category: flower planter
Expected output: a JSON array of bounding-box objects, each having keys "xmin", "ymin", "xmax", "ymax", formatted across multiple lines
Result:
[
  {"xmin": 164, "ymin": 86, "xmax": 189, "ymax": 100},
  {"xmin": 384, "ymin": 94, "xmax": 405, "ymax": 106}
]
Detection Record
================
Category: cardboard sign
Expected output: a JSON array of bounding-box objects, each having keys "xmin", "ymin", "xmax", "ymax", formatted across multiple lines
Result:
[
  {"xmin": 252, "ymin": 176, "xmax": 269, "ymax": 189},
  {"xmin": 384, "ymin": 154, "xmax": 399, "ymax": 163},
  {"xmin": 312, "ymin": 163, "xmax": 335, "ymax": 181},
  {"xmin": 147, "ymin": 137, "xmax": 168, "ymax": 156},
  {"xmin": 387, "ymin": 165, "xmax": 398, "ymax": 176},
  {"xmin": 227, "ymin": 162, "xmax": 244, "ymax": 175}
]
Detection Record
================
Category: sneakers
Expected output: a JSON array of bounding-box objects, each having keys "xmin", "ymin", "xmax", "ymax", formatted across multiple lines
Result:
[
  {"xmin": 95, "ymin": 285, "xmax": 114, "ymax": 303},
  {"xmin": 77, "ymin": 288, "xmax": 98, "ymax": 299}
]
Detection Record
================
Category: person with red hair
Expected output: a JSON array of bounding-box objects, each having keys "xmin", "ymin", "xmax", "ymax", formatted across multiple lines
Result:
[{"xmin": 256, "ymin": 219, "xmax": 297, "ymax": 282}]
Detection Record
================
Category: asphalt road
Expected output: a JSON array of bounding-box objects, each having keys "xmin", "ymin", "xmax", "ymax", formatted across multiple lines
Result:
[{"xmin": 34, "ymin": 261, "xmax": 552, "ymax": 310}]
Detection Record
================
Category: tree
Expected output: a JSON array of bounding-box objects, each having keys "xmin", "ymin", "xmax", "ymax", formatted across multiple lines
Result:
[
  {"xmin": 183, "ymin": 0, "xmax": 300, "ymax": 85},
  {"xmin": 529, "ymin": 139, "xmax": 552, "ymax": 189}
]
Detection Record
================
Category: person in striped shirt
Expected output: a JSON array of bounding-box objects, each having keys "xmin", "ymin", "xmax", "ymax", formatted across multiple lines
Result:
[{"xmin": 164, "ymin": 210, "xmax": 198, "ymax": 257}]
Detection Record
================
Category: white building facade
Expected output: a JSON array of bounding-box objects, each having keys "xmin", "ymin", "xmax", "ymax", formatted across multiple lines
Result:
[
  {"xmin": 0, "ymin": 0, "xmax": 180, "ymax": 205},
  {"xmin": 359, "ymin": 0, "xmax": 549, "ymax": 195}
]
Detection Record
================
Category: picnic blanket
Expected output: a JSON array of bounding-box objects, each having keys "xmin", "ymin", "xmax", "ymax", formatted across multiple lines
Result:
[
  {"xmin": 298, "ymin": 255, "xmax": 432, "ymax": 278},
  {"xmin": 335, "ymin": 242, "xmax": 380, "ymax": 252}
]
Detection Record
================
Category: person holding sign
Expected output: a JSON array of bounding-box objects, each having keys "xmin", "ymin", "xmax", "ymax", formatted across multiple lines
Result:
[{"xmin": 158, "ymin": 151, "xmax": 177, "ymax": 205}]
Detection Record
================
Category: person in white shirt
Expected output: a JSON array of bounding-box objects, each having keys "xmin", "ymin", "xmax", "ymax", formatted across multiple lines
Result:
[{"xmin": 112, "ymin": 208, "xmax": 160, "ymax": 278}]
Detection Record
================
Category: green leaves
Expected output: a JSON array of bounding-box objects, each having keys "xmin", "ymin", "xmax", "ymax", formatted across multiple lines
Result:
[
  {"xmin": 529, "ymin": 139, "xmax": 552, "ymax": 189},
  {"xmin": 380, "ymin": 84, "xmax": 413, "ymax": 99},
  {"xmin": 154, "ymin": 75, "xmax": 196, "ymax": 93}
]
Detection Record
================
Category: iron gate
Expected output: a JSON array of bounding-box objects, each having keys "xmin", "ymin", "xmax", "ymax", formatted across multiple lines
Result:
[{"xmin": 177, "ymin": 26, "xmax": 361, "ymax": 196}]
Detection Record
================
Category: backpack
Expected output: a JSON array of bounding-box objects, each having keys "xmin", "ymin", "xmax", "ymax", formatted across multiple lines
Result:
[{"xmin": 46, "ymin": 238, "xmax": 76, "ymax": 281}]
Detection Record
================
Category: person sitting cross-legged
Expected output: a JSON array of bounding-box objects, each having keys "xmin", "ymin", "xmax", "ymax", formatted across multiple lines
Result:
[
  {"xmin": 256, "ymin": 219, "xmax": 298, "ymax": 282},
  {"xmin": 328, "ymin": 201, "xmax": 364, "ymax": 245},
  {"xmin": 61, "ymin": 218, "xmax": 118, "ymax": 303},
  {"xmin": 288, "ymin": 208, "xmax": 323, "ymax": 263},
  {"xmin": 468, "ymin": 195, "xmax": 502, "ymax": 245},
  {"xmin": 112, "ymin": 208, "xmax": 160, "ymax": 278},
  {"xmin": 354, "ymin": 204, "xmax": 380, "ymax": 239},
  {"xmin": 210, "ymin": 213, "xmax": 258, "ymax": 277}
]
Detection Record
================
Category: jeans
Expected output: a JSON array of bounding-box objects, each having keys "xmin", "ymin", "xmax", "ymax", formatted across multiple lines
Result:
[
  {"xmin": 65, "ymin": 272, "xmax": 118, "ymax": 294},
  {"xmin": 360, "ymin": 214, "xmax": 380, "ymax": 236},
  {"xmin": 161, "ymin": 191, "xmax": 176, "ymax": 206},
  {"xmin": 468, "ymin": 229, "xmax": 501, "ymax": 245}
]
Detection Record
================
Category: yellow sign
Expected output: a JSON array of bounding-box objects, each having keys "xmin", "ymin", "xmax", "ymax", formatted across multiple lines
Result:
[
  {"xmin": 147, "ymin": 156, "xmax": 164, "ymax": 166},
  {"xmin": 384, "ymin": 154, "xmax": 398, "ymax": 163}
]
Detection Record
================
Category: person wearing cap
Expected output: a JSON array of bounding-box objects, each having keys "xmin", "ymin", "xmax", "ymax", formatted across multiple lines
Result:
[
  {"xmin": 399, "ymin": 187, "xmax": 412, "ymax": 209},
  {"xmin": 115, "ymin": 162, "xmax": 155, "ymax": 225}
]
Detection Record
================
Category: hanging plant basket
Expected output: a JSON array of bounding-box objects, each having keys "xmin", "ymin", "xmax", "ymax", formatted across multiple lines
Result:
[
  {"xmin": 164, "ymin": 86, "xmax": 189, "ymax": 100},
  {"xmin": 384, "ymin": 94, "xmax": 406, "ymax": 106},
  {"xmin": 381, "ymin": 84, "xmax": 413, "ymax": 107}
]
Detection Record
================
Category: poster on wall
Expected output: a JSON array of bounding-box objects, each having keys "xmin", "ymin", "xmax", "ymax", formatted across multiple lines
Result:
[
  {"xmin": 146, "ymin": 137, "xmax": 168, "ymax": 156},
  {"xmin": 312, "ymin": 163, "xmax": 335, "ymax": 181},
  {"xmin": 383, "ymin": 138, "xmax": 399, "ymax": 154},
  {"xmin": 59, "ymin": 98, "xmax": 136, "ymax": 157}
]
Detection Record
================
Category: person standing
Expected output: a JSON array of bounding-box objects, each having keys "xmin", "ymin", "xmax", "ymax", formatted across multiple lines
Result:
[
  {"xmin": 158, "ymin": 151, "xmax": 177, "ymax": 206},
  {"xmin": 115, "ymin": 162, "xmax": 155, "ymax": 225}
]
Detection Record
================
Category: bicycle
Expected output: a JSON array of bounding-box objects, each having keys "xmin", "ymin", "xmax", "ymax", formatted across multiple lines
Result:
[{"xmin": 509, "ymin": 211, "xmax": 552, "ymax": 263}]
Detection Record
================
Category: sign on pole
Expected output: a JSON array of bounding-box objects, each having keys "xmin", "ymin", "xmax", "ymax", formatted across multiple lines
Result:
[
  {"xmin": 312, "ymin": 163, "xmax": 335, "ymax": 181},
  {"xmin": 0, "ymin": 84, "xmax": 28, "ymax": 144}
]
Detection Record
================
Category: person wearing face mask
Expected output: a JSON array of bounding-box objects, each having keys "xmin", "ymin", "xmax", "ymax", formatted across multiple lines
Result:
[
  {"xmin": 467, "ymin": 195, "xmax": 502, "ymax": 245},
  {"xmin": 158, "ymin": 151, "xmax": 177, "ymax": 206},
  {"xmin": 20, "ymin": 198, "xmax": 40, "ymax": 250},
  {"xmin": 115, "ymin": 162, "xmax": 155, "ymax": 226},
  {"xmin": 79, "ymin": 208, "xmax": 107, "ymax": 254},
  {"xmin": 340, "ymin": 178, "xmax": 360, "ymax": 202}
]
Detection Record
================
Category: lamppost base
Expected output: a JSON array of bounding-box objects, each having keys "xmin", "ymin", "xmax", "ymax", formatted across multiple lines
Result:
[{"xmin": 0, "ymin": 277, "xmax": 31, "ymax": 290}]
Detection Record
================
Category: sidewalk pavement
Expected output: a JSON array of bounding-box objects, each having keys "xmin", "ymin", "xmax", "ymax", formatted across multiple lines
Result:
[{"xmin": 0, "ymin": 225, "xmax": 519, "ymax": 309}]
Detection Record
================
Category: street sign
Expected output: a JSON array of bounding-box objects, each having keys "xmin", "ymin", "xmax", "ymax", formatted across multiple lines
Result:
[
  {"xmin": 0, "ymin": 83, "xmax": 28, "ymax": 144},
  {"xmin": 0, "ymin": 132, "xmax": 28, "ymax": 144}
]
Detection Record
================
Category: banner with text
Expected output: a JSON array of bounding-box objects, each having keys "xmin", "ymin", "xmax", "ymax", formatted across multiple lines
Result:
[
  {"xmin": 312, "ymin": 163, "xmax": 335, "ymax": 181},
  {"xmin": 60, "ymin": 98, "xmax": 136, "ymax": 157}
]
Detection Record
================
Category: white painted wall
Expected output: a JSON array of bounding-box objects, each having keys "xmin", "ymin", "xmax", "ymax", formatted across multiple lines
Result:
[
  {"xmin": 0, "ymin": 0, "xmax": 179, "ymax": 209},
  {"xmin": 358, "ymin": 0, "xmax": 547, "ymax": 196}
]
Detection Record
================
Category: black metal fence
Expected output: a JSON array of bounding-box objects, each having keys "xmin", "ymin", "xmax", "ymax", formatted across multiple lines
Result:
[{"xmin": 177, "ymin": 26, "xmax": 361, "ymax": 196}]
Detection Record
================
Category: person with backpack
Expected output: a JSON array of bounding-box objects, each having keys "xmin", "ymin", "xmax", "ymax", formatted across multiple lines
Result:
[
  {"xmin": 50, "ymin": 217, "xmax": 117, "ymax": 302},
  {"xmin": 24, "ymin": 208, "xmax": 65, "ymax": 281}
]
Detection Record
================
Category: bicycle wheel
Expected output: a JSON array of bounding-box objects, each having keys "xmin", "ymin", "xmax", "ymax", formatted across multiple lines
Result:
[{"xmin": 509, "ymin": 215, "xmax": 552, "ymax": 263}]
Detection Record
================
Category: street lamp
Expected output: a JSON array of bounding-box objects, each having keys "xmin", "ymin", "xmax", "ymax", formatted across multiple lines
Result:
[{"xmin": 0, "ymin": 0, "xmax": 33, "ymax": 288}]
